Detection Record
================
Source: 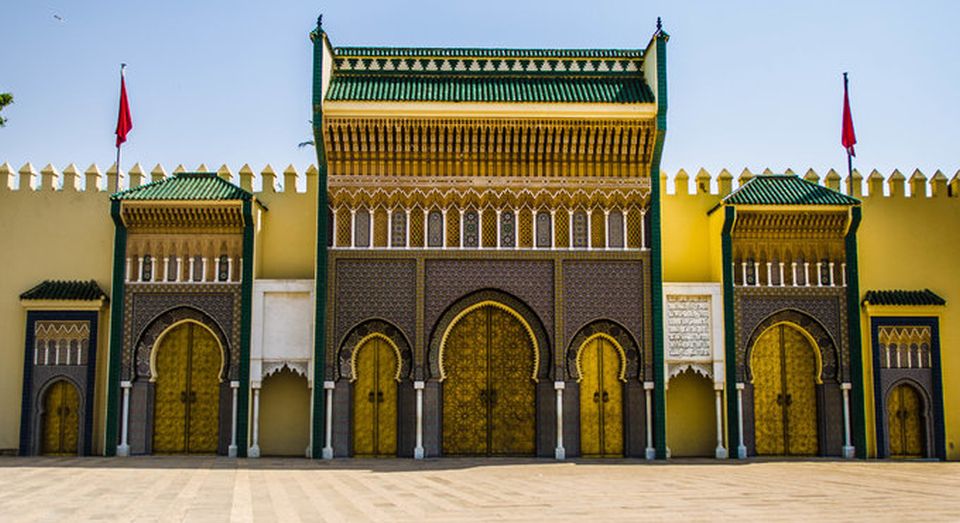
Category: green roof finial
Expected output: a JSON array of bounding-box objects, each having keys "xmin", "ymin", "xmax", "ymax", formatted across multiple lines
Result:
[{"xmin": 656, "ymin": 17, "xmax": 662, "ymax": 32}]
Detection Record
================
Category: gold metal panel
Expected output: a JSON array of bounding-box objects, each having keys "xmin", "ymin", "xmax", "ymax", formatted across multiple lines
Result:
[
  {"xmin": 579, "ymin": 339, "xmax": 601, "ymax": 456},
  {"xmin": 442, "ymin": 305, "xmax": 536, "ymax": 456},
  {"xmin": 153, "ymin": 323, "xmax": 221, "ymax": 454},
  {"xmin": 373, "ymin": 209, "xmax": 388, "ymax": 247},
  {"xmin": 488, "ymin": 306, "xmax": 536, "ymax": 455},
  {"xmin": 376, "ymin": 340, "xmax": 398, "ymax": 455},
  {"xmin": 352, "ymin": 338, "xmax": 399, "ymax": 456},
  {"xmin": 41, "ymin": 380, "xmax": 79, "ymax": 455},
  {"xmin": 153, "ymin": 324, "xmax": 190, "ymax": 453},
  {"xmin": 579, "ymin": 338, "xmax": 624, "ymax": 457},
  {"xmin": 186, "ymin": 325, "xmax": 221, "ymax": 453},
  {"xmin": 481, "ymin": 209, "xmax": 497, "ymax": 248},
  {"xmin": 590, "ymin": 210, "xmax": 605, "ymax": 249},
  {"xmin": 752, "ymin": 326, "xmax": 785, "ymax": 455},
  {"xmin": 782, "ymin": 326, "xmax": 818, "ymax": 456},
  {"xmin": 752, "ymin": 324, "xmax": 819, "ymax": 456},
  {"xmin": 888, "ymin": 384, "xmax": 924, "ymax": 458},
  {"xmin": 353, "ymin": 338, "xmax": 377, "ymax": 455}
]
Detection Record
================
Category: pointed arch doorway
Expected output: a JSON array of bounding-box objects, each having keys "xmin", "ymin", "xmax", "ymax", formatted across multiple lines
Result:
[
  {"xmin": 578, "ymin": 336, "xmax": 624, "ymax": 457},
  {"xmin": 751, "ymin": 323, "xmax": 820, "ymax": 456},
  {"xmin": 887, "ymin": 383, "xmax": 924, "ymax": 458},
  {"xmin": 441, "ymin": 303, "xmax": 537, "ymax": 456},
  {"xmin": 152, "ymin": 322, "xmax": 223, "ymax": 454},
  {"xmin": 41, "ymin": 380, "xmax": 80, "ymax": 456},
  {"xmin": 352, "ymin": 336, "xmax": 399, "ymax": 457}
]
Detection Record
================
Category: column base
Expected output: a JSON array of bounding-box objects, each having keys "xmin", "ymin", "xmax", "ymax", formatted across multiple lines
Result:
[
  {"xmin": 248, "ymin": 445, "xmax": 260, "ymax": 458},
  {"xmin": 715, "ymin": 446, "xmax": 728, "ymax": 459},
  {"xmin": 322, "ymin": 446, "xmax": 333, "ymax": 460},
  {"xmin": 737, "ymin": 445, "xmax": 747, "ymax": 459},
  {"xmin": 645, "ymin": 447, "xmax": 656, "ymax": 460},
  {"xmin": 414, "ymin": 446, "xmax": 424, "ymax": 460},
  {"xmin": 842, "ymin": 446, "xmax": 855, "ymax": 459},
  {"xmin": 116, "ymin": 444, "xmax": 130, "ymax": 457},
  {"xmin": 228, "ymin": 445, "xmax": 238, "ymax": 458},
  {"xmin": 555, "ymin": 447, "xmax": 565, "ymax": 460}
]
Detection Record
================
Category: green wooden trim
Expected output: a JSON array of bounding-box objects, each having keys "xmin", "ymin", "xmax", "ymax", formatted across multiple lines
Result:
[
  {"xmin": 104, "ymin": 200, "xmax": 126, "ymax": 456},
  {"xmin": 311, "ymin": 21, "xmax": 329, "ymax": 459},
  {"xmin": 721, "ymin": 206, "xmax": 738, "ymax": 452},
  {"xmin": 845, "ymin": 206, "xmax": 866, "ymax": 458},
  {"xmin": 238, "ymin": 199, "xmax": 254, "ymax": 457},
  {"xmin": 649, "ymin": 31, "xmax": 668, "ymax": 460}
]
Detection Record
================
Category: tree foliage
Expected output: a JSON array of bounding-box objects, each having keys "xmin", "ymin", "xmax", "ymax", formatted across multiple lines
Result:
[{"xmin": 0, "ymin": 92, "xmax": 12, "ymax": 127}]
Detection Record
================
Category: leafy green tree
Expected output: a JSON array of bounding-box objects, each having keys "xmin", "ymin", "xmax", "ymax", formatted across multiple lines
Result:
[{"xmin": 0, "ymin": 93, "xmax": 12, "ymax": 127}]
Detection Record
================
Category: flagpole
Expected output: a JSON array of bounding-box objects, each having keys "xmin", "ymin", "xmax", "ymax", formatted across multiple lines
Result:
[
  {"xmin": 116, "ymin": 63, "xmax": 126, "ymax": 186},
  {"xmin": 844, "ymin": 72, "xmax": 853, "ymax": 181}
]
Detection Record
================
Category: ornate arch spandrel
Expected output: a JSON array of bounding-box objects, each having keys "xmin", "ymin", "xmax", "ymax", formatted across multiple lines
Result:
[
  {"xmin": 565, "ymin": 319, "xmax": 642, "ymax": 382},
  {"xmin": 426, "ymin": 289, "xmax": 551, "ymax": 382},
  {"xmin": 336, "ymin": 319, "xmax": 412, "ymax": 382},
  {"xmin": 133, "ymin": 307, "xmax": 231, "ymax": 381},
  {"xmin": 743, "ymin": 309, "xmax": 839, "ymax": 383}
]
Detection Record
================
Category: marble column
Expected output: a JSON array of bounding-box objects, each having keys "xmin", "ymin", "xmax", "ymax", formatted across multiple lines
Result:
[
  {"xmin": 644, "ymin": 381, "xmax": 655, "ymax": 460},
  {"xmin": 554, "ymin": 381, "xmax": 565, "ymax": 460},
  {"xmin": 248, "ymin": 385, "xmax": 260, "ymax": 458},
  {"xmin": 322, "ymin": 381, "xmax": 335, "ymax": 459},
  {"xmin": 414, "ymin": 381, "xmax": 425, "ymax": 459},
  {"xmin": 117, "ymin": 381, "xmax": 132, "ymax": 456},
  {"xmin": 736, "ymin": 383, "xmax": 747, "ymax": 459},
  {"xmin": 714, "ymin": 384, "xmax": 728, "ymax": 459},
  {"xmin": 841, "ymin": 382, "xmax": 855, "ymax": 459}
]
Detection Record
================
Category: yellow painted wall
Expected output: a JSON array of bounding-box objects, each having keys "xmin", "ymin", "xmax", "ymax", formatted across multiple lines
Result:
[
  {"xmin": 255, "ymin": 169, "xmax": 318, "ymax": 280},
  {"xmin": 0, "ymin": 170, "xmax": 114, "ymax": 453},
  {"xmin": 666, "ymin": 369, "xmax": 717, "ymax": 457},
  {"xmin": 661, "ymin": 173, "xmax": 722, "ymax": 283},
  {"xmin": 258, "ymin": 368, "xmax": 311, "ymax": 456},
  {"xmin": 857, "ymin": 186, "xmax": 960, "ymax": 459}
]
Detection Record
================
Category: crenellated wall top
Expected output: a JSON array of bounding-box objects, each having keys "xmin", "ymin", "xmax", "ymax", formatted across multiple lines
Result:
[
  {"xmin": 2, "ymin": 162, "xmax": 959, "ymax": 201},
  {"xmin": 663, "ymin": 167, "xmax": 960, "ymax": 200}
]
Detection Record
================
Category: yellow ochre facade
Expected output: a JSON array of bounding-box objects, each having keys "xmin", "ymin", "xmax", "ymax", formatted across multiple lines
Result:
[{"xmin": 0, "ymin": 17, "xmax": 957, "ymax": 461}]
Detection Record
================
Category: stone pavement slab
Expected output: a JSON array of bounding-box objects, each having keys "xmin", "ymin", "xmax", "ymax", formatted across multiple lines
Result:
[{"xmin": 1, "ymin": 457, "xmax": 958, "ymax": 522}]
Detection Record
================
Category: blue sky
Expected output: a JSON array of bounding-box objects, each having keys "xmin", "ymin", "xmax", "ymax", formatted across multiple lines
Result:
[{"xmin": 1, "ymin": 1, "xmax": 958, "ymax": 183}]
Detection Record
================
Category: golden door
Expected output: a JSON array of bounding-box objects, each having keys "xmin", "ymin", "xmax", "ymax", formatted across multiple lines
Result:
[
  {"xmin": 153, "ymin": 323, "xmax": 221, "ymax": 454},
  {"xmin": 41, "ymin": 380, "xmax": 80, "ymax": 455},
  {"xmin": 579, "ymin": 338, "xmax": 624, "ymax": 457},
  {"xmin": 887, "ymin": 384, "xmax": 924, "ymax": 458},
  {"xmin": 442, "ymin": 305, "xmax": 536, "ymax": 456},
  {"xmin": 353, "ymin": 337, "xmax": 398, "ymax": 456},
  {"xmin": 752, "ymin": 324, "xmax": 818, "ymax": 456}
]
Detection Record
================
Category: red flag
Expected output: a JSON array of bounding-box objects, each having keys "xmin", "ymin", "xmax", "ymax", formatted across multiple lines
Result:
[
  {"xmin": 115, "ymin": 69, "xmax": 132, "ymax": 148},
  {"xmin": 841, "ymin": 75, "xmax": 856, "ymax": 157}
]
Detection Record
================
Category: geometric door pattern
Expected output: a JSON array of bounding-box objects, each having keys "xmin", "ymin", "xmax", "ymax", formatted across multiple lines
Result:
[
  {"xmin": 887, "ymin": 383, "xmax": 924, "ymax": 458},
  {"xmin": 153, "ymin": 322, "xmax": 221, "ymax": 454},
  {"xmin": 352, "ymin": 337, "xmax": 398, "ymax": 457},
  {"xmin": 442, "ymin": 304, "xmax": 536, "ymax": 456},
  {"xmin": 41, "ymin": 380, "xmax": 80, "ymax": 456},
  {"xmin": 752, "ymin": 323, "xmax": 819, "ymax": 456},
  {"xmin": 579, "ymin": 337, "xmax": 624, "ymax": 457}
]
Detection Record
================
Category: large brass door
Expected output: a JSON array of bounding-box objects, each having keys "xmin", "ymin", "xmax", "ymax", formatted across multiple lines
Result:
[
  {"xmin": 442, "ymin": 305, "xmax": 536, "ymax": 456},
  {"xmin": 887, "ymin": 384, "xmax": 924, "ymax": 458},
  {"xmin": 353, "ymin": 337, "xmax": 398, "ymax": 456},
  {"xmin": 752, "ymin": 324, "xmax": 818, "ymax": 456},
  {"xmin": 41, "ymin": 380, "xmax": 80, "ymax": 455},
  {"xmin": 153, "ymin": 323, "xmax": 221, "ymax": 454},
  {"xmin": 579, "ymin": 338, "xmax": 624, "ymax": 457}
]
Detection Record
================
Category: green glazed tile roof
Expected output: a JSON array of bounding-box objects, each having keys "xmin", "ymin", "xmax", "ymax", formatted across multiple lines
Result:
[
  {"xmin": 326, "ymin": 74, "xmax": 654, "ymax": 103},
  {"xmin": 20, "ymin": 280, "xmax": 107, "ymax": 301},
  {"xmin": 862, "ymin": 289, "xmax": 946, "ymax": 307},
  {"xmin": 724, "ymin": 175, "xmax": 860, "ymax": 206},
  {"xmin": 112, "ymin": 172, "xmax": 252, "ymax": 201},
  {"xmin": 334, "ymin": 47, "xmax": 644, "ymax": 59}
]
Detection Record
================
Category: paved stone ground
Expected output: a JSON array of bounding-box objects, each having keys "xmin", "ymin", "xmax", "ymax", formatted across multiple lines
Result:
[{"xmin": 1, "ymin": 457, "xmax": 959, "ymax": 522}]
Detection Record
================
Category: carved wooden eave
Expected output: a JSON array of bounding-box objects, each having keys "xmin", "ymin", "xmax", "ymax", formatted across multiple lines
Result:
[
  {"xmin": 120, "ymin": 201, "xmax": 246, "ymax": 234},
  {"xmin": 327, "ymin": 176, "xmax": 651, "ymax": 211},
  {"xmin": 731, "ymin": 209, "xmax": 850, "ymax": 241},
  {"xmin": 321, "ymin": 115, "xmax": 658, "ymax": 179}
]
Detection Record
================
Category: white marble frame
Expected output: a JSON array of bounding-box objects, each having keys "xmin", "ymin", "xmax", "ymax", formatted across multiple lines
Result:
[
  {"xmin": 249, "ymin": 279, "xmax": 316, "ymax": 458},
  {"xmin": 250, "ymin": 279, "xmax": 316, "ymax": 388},
  {"xmin": 662, "ymin": 282, "xmax": 725, "ymax": 386},
  {"xmin": 662, "ymin": 282, "xmax": 727, "ymax": 458}
]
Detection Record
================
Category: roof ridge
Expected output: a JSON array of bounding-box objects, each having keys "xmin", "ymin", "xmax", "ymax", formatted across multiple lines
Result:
[
  {"xmin": 333, "ymin": 46, "xmax": 646, "ymax": 58},
  {"xmin": 112, "ymin": 169, "xmax": 252, "ymax": 201}
]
